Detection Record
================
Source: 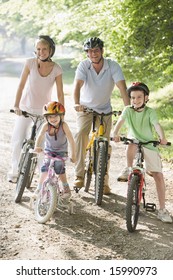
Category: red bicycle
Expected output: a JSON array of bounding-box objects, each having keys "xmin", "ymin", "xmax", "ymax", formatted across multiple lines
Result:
[{"xmin": 120, "ymin": 137, "xmax": 171, "ymax": 232}]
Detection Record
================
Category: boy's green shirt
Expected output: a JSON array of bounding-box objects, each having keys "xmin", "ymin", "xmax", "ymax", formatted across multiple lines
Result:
[{"xmin": 122, "ymin": 105, "xmax": 159, "ymax": 151}]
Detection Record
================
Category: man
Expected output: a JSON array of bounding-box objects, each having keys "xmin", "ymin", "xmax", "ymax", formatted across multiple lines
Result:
[{"xmin": 73, "ymin": 37, "xmax": 129, "ymax": 194}]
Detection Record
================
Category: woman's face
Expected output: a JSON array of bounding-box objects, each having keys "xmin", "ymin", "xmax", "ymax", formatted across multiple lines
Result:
[{"xmin": 35, "ymin": 41, "xmax": 51, "ymax": 61}]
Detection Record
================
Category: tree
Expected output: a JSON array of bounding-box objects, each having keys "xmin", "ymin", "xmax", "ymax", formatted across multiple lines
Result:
[{"xmin": 0, "ymin": 0, "xmax": 173, "ymax": 87}]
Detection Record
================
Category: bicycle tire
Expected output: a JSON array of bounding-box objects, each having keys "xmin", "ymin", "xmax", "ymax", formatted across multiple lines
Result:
[
  {"xmin": 15, "ymin": 146, "xmax": 33, "ymax": 203},
  {"xmin": 26, "ymin": 155, "xmax": 37, "ymax": 189},
  {"xmin": 126, "ymin": 174, "xmax": 140, "ymax": 232},
  {"xmin": 84, "ymin": 148, "xmax": 92, "ymax": 192},
  {"xmin": 35, "ymin": 183, "xmax": 57, "ymax": 224},
  {"xmin": 95, "ymin": 141, "xmax": 107, "ymax": 205}
]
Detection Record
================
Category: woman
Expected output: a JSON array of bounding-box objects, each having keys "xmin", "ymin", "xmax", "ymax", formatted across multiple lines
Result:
[{"xmin": 8, "ymin": 35, "xmax": 64, "ymax": 182}]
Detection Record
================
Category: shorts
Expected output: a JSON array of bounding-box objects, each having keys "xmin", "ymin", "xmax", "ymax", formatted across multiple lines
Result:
[
  {"xmin": 41, "ymin": 151, "xmax": 68, "ymax": 175},
  {"xmin": 143, "ymin": 147, "xmax": 162, "ymax": 172}
]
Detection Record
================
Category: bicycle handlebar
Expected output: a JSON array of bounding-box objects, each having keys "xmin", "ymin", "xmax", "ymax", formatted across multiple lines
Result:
[
  {"xmin": 83, "ymin": 107, "xmax": 121, "ymax": 117},
  {"xmin": 119, "ymin": 136, "xmax": 171, "ymax": 147},
  {"xmin": 10, "ymin": 109, "xmax": 44, "ymax": 119}
]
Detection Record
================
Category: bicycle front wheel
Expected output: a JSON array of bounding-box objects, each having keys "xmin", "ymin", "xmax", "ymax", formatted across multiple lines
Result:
[
  {"xmin": 126, "ymin": 174, "xmax": 140, "ymax": 232},
  {"xmin": 35, "ymin": 183, "xmax": 57, "ymax": 224},
  {"xmin": 15, "ymin": 146, "xmax": 33, "ymax": 203},
  {"xmin": 95, "ymin": 141, "xmax": 107, "ymax": 205},
  {"xmin": 26, "ymin": 155, "xmax": 37, "ymax": 189},
  {"xmin": 84, "ymin": 147, "xmax": 93, "ymax": 192}
]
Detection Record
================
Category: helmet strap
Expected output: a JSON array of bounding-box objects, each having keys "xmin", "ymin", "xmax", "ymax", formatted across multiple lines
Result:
[{"xmin": 131, "ymin": 103, "xmax": 146, "ymax": 111}]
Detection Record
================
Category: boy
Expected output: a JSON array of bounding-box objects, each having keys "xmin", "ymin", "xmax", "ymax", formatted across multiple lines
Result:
[{"xmin": 113, "ymin": 82, "xmax": 172, "ymax": 223}]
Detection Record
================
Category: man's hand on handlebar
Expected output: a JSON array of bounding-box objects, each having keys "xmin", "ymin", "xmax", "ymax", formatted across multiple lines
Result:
[{"xmin": 74, "ymin": 104, "xmax": 85, "ymax": 112}]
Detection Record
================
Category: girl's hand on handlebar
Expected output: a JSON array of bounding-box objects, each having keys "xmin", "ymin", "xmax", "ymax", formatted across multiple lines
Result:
[
  {"xmin": 70, "ymin": 154, "xmax": 76, "ymax": 163},
  {"xmin": 14, "ymin": 106, "xmax": 22, "ymax": 116},
  {"xmin": 33, "ymin": 147, "xmax": 43, "ymax": 153}
]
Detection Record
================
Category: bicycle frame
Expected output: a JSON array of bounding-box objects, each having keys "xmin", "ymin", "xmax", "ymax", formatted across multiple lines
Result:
[
  {"xmin": 35, "ymin": 153, "xmax": 73, "ymax": 223},
  {"xmin": 10, "ymin": 109, "xmax": 44, "ymax": 203},
  {"xmin": 120, "ymin": 137, "xmax": 171, "ymax": 232},
  {"xmin": 83, "ymin": 108, "xmax": 121, "ymax": 205}
]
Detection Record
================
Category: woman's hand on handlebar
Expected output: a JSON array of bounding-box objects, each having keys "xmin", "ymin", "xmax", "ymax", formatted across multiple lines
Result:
[{"xmin": 13, "ymin": 106, "xmax": 22, "ymax": 116}]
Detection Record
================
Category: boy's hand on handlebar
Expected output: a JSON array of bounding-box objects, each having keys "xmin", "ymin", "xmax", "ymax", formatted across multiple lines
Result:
[
  {"xmin": 160, "ymin": 138, "xmax": 168, "ymax": 145},
  {"xmin": 74, "ymin": 104, "xmax": 85, "ymax": 112},
  {"xmin": 113, "ymin": 135, "xmax": 121, "ymax": 142}
]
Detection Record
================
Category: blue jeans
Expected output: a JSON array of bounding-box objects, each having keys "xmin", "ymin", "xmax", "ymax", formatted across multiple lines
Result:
[{"xmin": 41, "ymin": 151, "xmax": 68, "ymax": 174}]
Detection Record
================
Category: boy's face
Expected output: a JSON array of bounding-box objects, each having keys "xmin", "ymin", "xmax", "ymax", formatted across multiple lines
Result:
[{"xmin": 130, "ymin": 90, "xmax": 148, "ymax": 110}]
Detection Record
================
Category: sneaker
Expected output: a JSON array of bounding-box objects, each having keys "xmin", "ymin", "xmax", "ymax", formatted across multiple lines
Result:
[
  {"xmin": 117, "ymin": 167, "xmax": 129, "ymax": 182},
  {"xmin": 7, "ymin": 173, "xmax": 18, "ymax": 183},
  {"xmin": 61, "ymin": 185, "xmax": 71, "ymax": 199},
  {"xmin": 73, "ymin": 176, "xmax": 84, "ymax": 189},
  {"xmin": 103, "ymin": 185, "xmax": 111, "ymax": 195},
  {"xmin": 157, "ymin": 208, "xmax": 172, "ymax": 223}
]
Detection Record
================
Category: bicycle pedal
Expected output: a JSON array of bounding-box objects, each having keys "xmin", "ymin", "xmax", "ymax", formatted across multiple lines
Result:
[
  {"xmin": 117, "ymin": 178, "xmax": 128, "ymax": 182},
  {"xmin": 73, "ymin": 187, "xmax": 80, "ymax": 193},
  {"xmin": 145, "ymin": 203, "xmax": 156, "ymax": 212}
]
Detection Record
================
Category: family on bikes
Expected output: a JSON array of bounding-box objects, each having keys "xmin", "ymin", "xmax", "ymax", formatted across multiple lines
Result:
[{"xmin": 8, "ymin": 35, "xmax": 172, "ymax": 225}]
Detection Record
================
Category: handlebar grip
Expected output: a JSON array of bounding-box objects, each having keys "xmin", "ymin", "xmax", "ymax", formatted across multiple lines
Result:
[
  {"xmin": 10, "ymin": 109, "xmax": 27, "ymax": 116},
  {"xmin": 166, "ymin": 142, "xmax": 171, "ymax": 146}
]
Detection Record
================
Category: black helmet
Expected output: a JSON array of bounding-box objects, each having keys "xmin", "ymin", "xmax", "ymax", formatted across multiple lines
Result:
[
  {"xmin": 83, "ymin": 37, "xmax": 104, "ymax": 51},
  {"xmin": 38, "ymin": 35, "xmax": 55, "ymax": 57},
  {"xmin": 127, "ymin": 82, "xmax": 149, "ymax": 97}
]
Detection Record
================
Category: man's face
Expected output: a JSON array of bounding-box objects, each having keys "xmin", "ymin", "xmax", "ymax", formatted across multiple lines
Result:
[{"xmin": 87, "ymin": 47, "xmax": 103, "ymax": 63}]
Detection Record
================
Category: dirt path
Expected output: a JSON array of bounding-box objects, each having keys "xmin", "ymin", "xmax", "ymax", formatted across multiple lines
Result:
[{"xmin": 0, "ymin": 57, "xmax": 173, "ymax": 262}]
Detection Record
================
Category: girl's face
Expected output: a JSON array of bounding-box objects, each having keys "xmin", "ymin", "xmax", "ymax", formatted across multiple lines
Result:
[
  {"xmin": 47, "ymin": 114, "xmax": 61, "ymax": 127},
  {"xmin": 130, "ymin": 90, "xmax": 148, "ymax": 110},
  {"xmin": 35, "ymin": 41, "xmax": 51, "ymax": 60}
]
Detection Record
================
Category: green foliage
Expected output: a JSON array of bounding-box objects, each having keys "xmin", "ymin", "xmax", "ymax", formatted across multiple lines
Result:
[
  {"xmin": 149, "ymin": 83, "xmax": 173, "ymax": 163},
  {"xmin": 1, "ymin": 0, "xmax": 173, "ymax": 88},
  {"xmin": 55, "ymin": 58, "xmax": 76, "ymax": 84}
]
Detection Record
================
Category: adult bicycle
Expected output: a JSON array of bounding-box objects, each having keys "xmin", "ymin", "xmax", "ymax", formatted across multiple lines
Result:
[
  {"xmin": 74, "ymin": 108, "xmax": 121, "ymax": 206},
  {"xmin": 10, "ymin": 110, "xmax": 44, "ymax": 203},
  {"xmin": 120, "ymin": 136, "xmax": 171, "ymax": 232},
  {"xmin": 34, "ymin": 152, "xmax": 73, "ymax": 224}
]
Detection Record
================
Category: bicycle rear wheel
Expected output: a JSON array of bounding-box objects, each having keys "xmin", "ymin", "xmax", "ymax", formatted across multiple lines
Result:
[
  {"xmin": 95, "ymin": 141, "xmax": 107, "ymax": 205},
  {"xmin": 84, "ymin": 148, "xmax": 93, "ymax": 192},
  {"xmin": 35, "ymin": 183, "xmax": 57, "ymax": 224},
  {"xmin": 15, "ymin": 145, "xmax": 33, "ymax": 203},
  {"xmin": 126, "ymin": 174, "xmax": 140, "ymax": 232}
]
